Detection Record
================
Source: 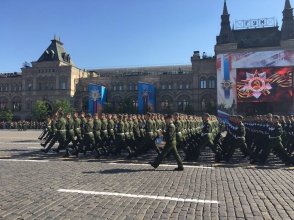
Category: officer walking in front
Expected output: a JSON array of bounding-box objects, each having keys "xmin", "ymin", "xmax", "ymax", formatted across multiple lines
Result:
[{"xmin": 149, "ymin": 114, "xmax": 184, "ymax": 171}]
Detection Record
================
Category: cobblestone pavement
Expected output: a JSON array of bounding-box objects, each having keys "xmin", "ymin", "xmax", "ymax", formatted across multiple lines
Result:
[{"xmin": 0, "ymin": 130, "xmax": 294, "ymax": 220}]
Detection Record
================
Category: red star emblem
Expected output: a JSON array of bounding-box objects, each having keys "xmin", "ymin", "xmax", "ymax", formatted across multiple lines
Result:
[{"xmin": 140, "ymin": 89, "xmax": 151, "ymax": 99}]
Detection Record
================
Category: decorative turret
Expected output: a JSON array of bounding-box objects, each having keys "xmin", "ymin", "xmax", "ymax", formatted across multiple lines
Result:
[
  {"xmin": 37, "ymin": 36, "xmax": 75, "ymax": 65},
  {"xmin": 216, "ymin": 0, "xmax": 236, "ymax": 45},
  {"xmin": 281, "ymin": 0, "xmax": 294, "ymax": 40}
]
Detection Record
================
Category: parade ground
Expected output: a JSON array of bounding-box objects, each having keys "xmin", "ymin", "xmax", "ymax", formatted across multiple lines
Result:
[{"xmin": 0, "ymin": 130, "xmax": 293, "ymax": 220}]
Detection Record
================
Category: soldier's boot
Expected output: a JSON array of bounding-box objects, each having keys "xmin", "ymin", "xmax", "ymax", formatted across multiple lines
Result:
[
  {"xmin": 38, "ymin": 131, "xmax": 45, "ymax": 140},
  {"xmin": 95, "ymin": 149, "xmax": 102, "ymax": 159},
  {"xmin": 101, "ymin": 146, "xmax": 110, "ymax": 156},
  {"xmin": 41, "ymin": 141, "xmax": 54, "ymax": 153},
  {"xmin": 215, "ymin": 153, "xmax": 222, "ymax": 163},
  {"xmin": 62, "ymin": 149, "xmax": 71, "ymax": 157},
  {"xmin": 125, "ymin": 148, "xmax": 133, "ymax": 159},
  {"xmin": 52, "ymin": 147, "xmax": 60, "ymax": 153}
]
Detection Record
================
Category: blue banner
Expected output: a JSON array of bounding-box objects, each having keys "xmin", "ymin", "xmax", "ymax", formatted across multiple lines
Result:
[
  {"xmin": 138, "ymin": 81, "xmax": 155, "ymax": 114},
  {"xmin": 88, "ymin": 83, "xmax": 107, "ymax": 115}
]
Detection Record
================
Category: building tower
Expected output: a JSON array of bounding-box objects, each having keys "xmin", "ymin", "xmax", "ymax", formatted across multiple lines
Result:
[
  {"xmin": 281, "ymin": 0, "xmax": 294, "ymax": 40},
  {"xmin": 216, "ymin": 0, "xmax": 235, "ymax": 45}
]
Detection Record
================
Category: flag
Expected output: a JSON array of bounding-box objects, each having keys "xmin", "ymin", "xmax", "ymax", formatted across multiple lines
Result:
[
  {"xmin": 138, "ymin": 81, "xmax": 155, "ymax": 114},
  {"xmin": 88, "ymin": 83, "xmax": 107, "ymax": 115}
]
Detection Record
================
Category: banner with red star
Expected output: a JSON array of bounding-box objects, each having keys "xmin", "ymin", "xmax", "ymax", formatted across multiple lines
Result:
[{"xmin": 237, "ymin": 67, "xmax": 292, "ymax": 102}]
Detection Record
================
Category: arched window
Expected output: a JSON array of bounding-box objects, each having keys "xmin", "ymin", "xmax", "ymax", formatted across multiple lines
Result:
[
  {"xmin": 113, "ymin": 98, "xmax": 123, "ymax": 112},
  {"xmin": 178, "ymin": 99, "xmax": 190, "ymax": 112},
  {"xmin": 132, "ymin": 99, "xmax": 138, "ymax": 111},
  {"xmin": 201, "ymin": 95, "xmax": 215, "ymax": 111},
  {"xmin": 27, "ymin": 100, "xmax": 32, "ymax": 110},
  {"xmin": 161, "ymin": 99, "xmax": 173, "ymax": 111},
  {"xmin": 82, "ymin": 97, "xmax": 89, "ymax": 112},
  {"xmin": 200, "ymin": 77, "xmax": 206, "ymax": 89},
  {"xmin": 12, "ymin": 97, "xmax": 22, "ymax": 111},
  {"xmin": 208, "ymin": 76, "xmax": 215, "ymax": 89},
  {"xmin": 0, "ymin": 97, "xmax": 8, "ymax": 110}
]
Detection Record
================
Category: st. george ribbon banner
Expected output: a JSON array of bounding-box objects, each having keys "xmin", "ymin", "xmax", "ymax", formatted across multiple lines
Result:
[
  {"xmin": 138, "ymin": 81, "xmax": 155, "ymax": 114},
  {"xmin": 88, "ymin": 83, "xmax": 107, "ymax": 115}
]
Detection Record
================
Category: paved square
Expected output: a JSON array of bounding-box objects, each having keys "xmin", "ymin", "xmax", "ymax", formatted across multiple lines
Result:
[{"xmin": 0, "ymin": 130, "xmax": 294, "ymax": 219}]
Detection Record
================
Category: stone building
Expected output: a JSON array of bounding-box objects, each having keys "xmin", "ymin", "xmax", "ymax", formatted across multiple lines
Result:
[
  {"xmin": 1, "ymin": 0, "xmax": 293, "ymax": 120},
  {"xmin": 0, "ymin": 35, "xmax": 216, "ymax": 120},
  {"xmin": 216, "ymin": 0, "xmax": 294, "ymax": 115}
]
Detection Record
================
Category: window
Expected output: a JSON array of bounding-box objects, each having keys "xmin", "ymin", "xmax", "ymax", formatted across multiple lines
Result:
[
  {"xmin": 0, "ymin": 87, "xmax": 2, "ymax": 92},
  {"xmin": 52, "ymin": 69, "xmax": 55, "ymax": 72},
  {"xmin": 13, "ymin": 86, "xmax": 17, "ymax": 91},
  {"xmin": 135, "ymin": 85, "xmax": 138, "ymax": 91},
  {"xmin": 12, "ymin": 99, "xmax": 21, "ymax": 111},
  {"xmin": 27, "ymin": 100, "xmax": 32, "ymax": 110},
  {"xmin": 28, "ymin": 84, "xmax": 32, "ymax": 91},
  {"xmin": 38, "ymin": 70, "xmax": 41, "ymax": 73},
  {"xmin": 179, "ymin": 84, "xmax": 183, "ymax": 89},
  {"xmin": 5, "ymin": 86, "xmax": 8, "ymax": 92},
  {"xmin": 202, "ymin": 97, "xmax": 215, "ymax": 111},
  {"xmin": 119, "ymin": 85, "xmax": 122, "ymax": 91},
  {"xmin": 129, "ymin": 85, "xmax": 132, "ymax": 91},
  {"xmin": 186, "ymin": 84, "xmax": 189, "ymax": 89},
  {"xmin": 113, "ymin": 100, "xmax": 122, "ymax": 112},
  {"xmin": 162, "ymin": 85, "xmax": 165, "ymax": 90},
  {"xmin": 200, "ymin": 77, "xmax": 206, "ymax": 89},
  {"xmin": 62, "ymin": 82, "xmax": 66, "ymax": 90},
  {"xmin": 208, "ymin": 77, "xmax": 215, "ymax": 89},
  {"xmin": 39, "ymin": 83, "xmax": 42, "ymax": 91},
  {"xmin": 18, "ymin": 86, "xmax": 21, "ymax": 91},
  {"xmin": 178, "ymin": 100, "xmax": 189, "ymax": 112},
  {"xmin": 132, "ymin": 100, "xmax": 138, "ymax": 111},
  {"xmin": 161, "ymin": 100, "xmax": 173, "ymax": 111},
  {"xmin": 83, "ymin": 87, "xmax": 87, "ymax": 92},
  {"xmin": 168, "ymin": 84, "xmax": 172, "ymax": 90},
  {"xmin": 45, "ymin": 83, "xmax": 48, "ymax": 90},
  {"xmin": 113, "ymin": 86, "xmax": 117, "ymax": 91},
  {"xmin": 50, "ymin": 83, "xmax": 54, "ymax": 90}
]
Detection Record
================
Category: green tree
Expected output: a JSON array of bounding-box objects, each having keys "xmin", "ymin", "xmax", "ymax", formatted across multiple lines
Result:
[
  {"xmin": 53, "ymin": 100, "xmax": 75, "ymax": 115},
  {"xmin": 121, "ymin": 98, "xmax": 136, "ymax": 114},
  {"xmin": 143, "ymin": 104, "xmax": 152, "ymax": 114},
  {"xmin": 205, "ymin": 100, "xmax": 217, "ymax": 115},
  {"xmin": 103, "ymin": 102, "xmax": 113, "ymax": 113},
  {"xmin": 0, "ymin": 109, "xmax": 13, "ymax": 122},
  {"xmin": 184, "ymin": 104, "xmax": 195, "ymax": 115},
  {"xmin": 32, "ymin": 100, "xmax": 48, "ymax": 121}
]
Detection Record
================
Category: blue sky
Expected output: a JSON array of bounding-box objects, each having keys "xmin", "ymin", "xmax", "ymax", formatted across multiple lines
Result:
[{"xmin": 0, "ymin": 0, "xmax": 287, "ymax": 72}]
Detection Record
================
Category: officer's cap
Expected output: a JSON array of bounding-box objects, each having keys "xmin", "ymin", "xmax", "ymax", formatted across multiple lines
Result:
[
  {"xmin": 266, "ymin": 113, "xmax": 273, "ymax": 118},
  {"xmin": 273, "ymin": 115, "xmax": 280, "ymax": 119},
  {"xmin": 237, "ymin": 115, "xmax": 243, "ymax": 120},
  {"xmin": 203, "ymin": 113, "xmax": 210, "ymax": 117},
  {"xmin": 165, "ymin": 114, "xmax": 172, "ymax": 119},
  {"xmin": 146, "ymin": 112, "xmax": 152, "ymax": 116},
  {"xmin": 80, "ymin": 112, "xmax": 85, "ymax": 115},
  {"xmin": 101, "ymin": 113, "xmax": 105, "ymax": 116},
  {"xmin": 86, "ymin": 113, "xmax": 92, "ymax": 118},
  {"xmin": 93, "ymin": 113, "xmax": 98, "ymax": 116}
]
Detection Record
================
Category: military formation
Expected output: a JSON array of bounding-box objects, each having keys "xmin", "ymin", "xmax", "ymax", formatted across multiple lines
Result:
[
  {"xmin": 0, "ymin": 121, "xmax": 45, "ymax": 130},
  {"xmin": 38, "ymin": 110, "xmax": 294, "ymax": 170}
]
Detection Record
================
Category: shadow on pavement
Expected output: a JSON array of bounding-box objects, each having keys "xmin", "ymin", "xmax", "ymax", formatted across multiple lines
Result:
[{"xmin": 82, "ymin": 168, "xmax": 154, "ymax": 174}]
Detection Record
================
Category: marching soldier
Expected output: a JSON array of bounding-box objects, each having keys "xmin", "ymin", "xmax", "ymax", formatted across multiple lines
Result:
[
  {"xmin": 41, "ymin": 111, "xmax": 68, "ymax": 155},
  {"xmin": 149, "ymin": 114, "xmax": 184, "ymax": 171},
  {"xmin": 223, "ymin": 115, "xmax": 258, "ymax": 162},
  {"xmin": 194, "ymin": 113, "xmax": 222, "ymax": 162}
]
